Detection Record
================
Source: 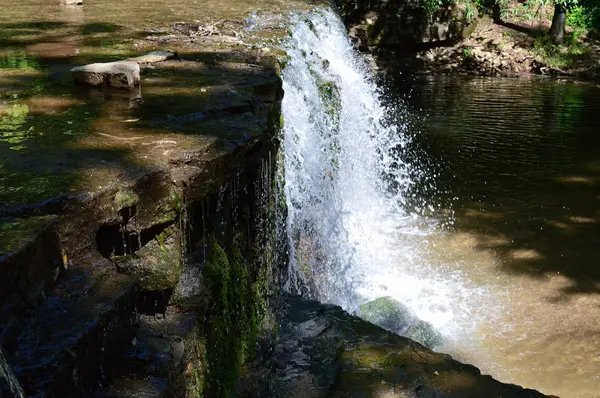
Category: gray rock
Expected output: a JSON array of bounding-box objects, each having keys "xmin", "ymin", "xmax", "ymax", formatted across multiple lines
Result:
[
  {"xmin": 0, "ymin": 216, "xmax": 62, "ymax": 306},
  {"xmin": 61, "ymin": 0, "xmax": 82, "ymax": 4},
  {"xmin": 263, "ymin": 295, "xmax": 553, "ymax": 398},
  {"xmin": 127, "ymin": 51, "xmax": 177, "ymax": 64},
  {"xmin": 71, "ymin": 61, "xmax": 140, "ymax": 89}
]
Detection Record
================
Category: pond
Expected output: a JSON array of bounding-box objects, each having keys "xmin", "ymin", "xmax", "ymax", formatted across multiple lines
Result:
[{"xmin": 404, "ymin": 75, "xmax": 600, "ymax": 397}]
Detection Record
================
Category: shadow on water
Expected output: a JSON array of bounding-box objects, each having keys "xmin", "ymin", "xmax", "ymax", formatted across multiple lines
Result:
[
  {"xmin": 0, "ymin": 45, "xmax": 281, "ymax": 208},
  {"xmin": 0, "ymin": 0, "xmax": 293, "ymax": 208},
  {"xmin": 403, "ymin": 75, "xmax": 600, "ymax": 299}
]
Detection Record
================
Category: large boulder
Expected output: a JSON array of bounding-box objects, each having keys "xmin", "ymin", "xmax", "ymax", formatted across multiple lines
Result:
[
  {"xmin": 71, "ymin": 61, "xmax": 140, "ymax": 89},
  {"xmin": 359, "ymin": 296, "xmax": 443, "ymax": 349}
]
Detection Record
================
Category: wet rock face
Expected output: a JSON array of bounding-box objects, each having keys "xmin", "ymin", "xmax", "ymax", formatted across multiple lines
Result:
[
  {"xmin": 71, "ymin": 61, "xmax": 141, "ymax": 89},
  {"xmin": 0, "ymin": 216, "xmax": 62, "ymax": 306},
  {"xmin": 359, "ymin": 296, "xmax": 443, "ymax": 349},
  {"xmin": 262, "ymin": 295, "xmax": 552, "ymax": 398},
  {"xmin": 113, "ymin": 227, "xmax": 182, "ymax": 292}
]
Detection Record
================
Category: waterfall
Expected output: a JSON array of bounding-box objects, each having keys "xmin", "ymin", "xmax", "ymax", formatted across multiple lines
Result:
[{"xmin": 279, "ymin": 9, "xmax": 494, "ymax": 345}]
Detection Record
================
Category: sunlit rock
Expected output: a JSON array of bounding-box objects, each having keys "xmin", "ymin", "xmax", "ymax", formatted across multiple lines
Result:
[
  {"xmin": 127, "ymin": 50, "xmax": 177, "ymax": 64},
  {"xmin": 71, "ymin": 61, "xmax": 140, "ymax": 89}
]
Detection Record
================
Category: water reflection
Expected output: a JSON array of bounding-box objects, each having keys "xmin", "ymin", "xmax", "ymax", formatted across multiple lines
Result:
[{"xmin": 406, "ymin": 75, "xmax": 600, "ymax": 397}]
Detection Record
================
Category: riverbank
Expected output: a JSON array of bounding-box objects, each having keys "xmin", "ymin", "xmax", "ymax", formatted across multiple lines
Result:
[
  {"xmin": 337, "ymin": 0, "xmax": 600, "ymax": 83},
  {"xmin": 409, "ymin": 15, "xmax": 600, "ymax": 81}
]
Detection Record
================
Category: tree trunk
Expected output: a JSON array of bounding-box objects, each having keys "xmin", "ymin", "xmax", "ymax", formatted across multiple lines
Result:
[
  {"xmin": 549, "ymin": 3, "xmax": 567, "ymax": 44},
  {"xmin": 492, "ymin": 0, "xmax": 502, "ymax": 23}
]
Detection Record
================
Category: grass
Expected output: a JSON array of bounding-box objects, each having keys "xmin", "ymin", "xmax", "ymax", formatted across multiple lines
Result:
[{"xmin": 533, "ymin": 32, "xmax": 590, "ymax": 69}]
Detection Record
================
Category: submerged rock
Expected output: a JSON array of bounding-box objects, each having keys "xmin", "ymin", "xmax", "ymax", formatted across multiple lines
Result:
[
  {"xmin": 71, "ymin": 61, "xmax": 140, "ymax": 89},
  {"xmin": 359, "ymin": 296, "xmax": 443, "ymax": 349}
]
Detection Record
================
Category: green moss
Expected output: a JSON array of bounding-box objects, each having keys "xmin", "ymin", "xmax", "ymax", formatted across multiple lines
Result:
[
  {"xmin": 115, "ymin": 235, "xmax": 182, "ymax": 291},
  {"xmin": 113, "ymin": 189, "xmax": 139, "ymax": 212},
  {"xmin": 200, "ymin": 238, "xmax": 262, "ymax": 398},
  {"xmin": 0, "ymin": 52, "xmax": 41, "ymax": 71},
  {"xmin": 188, "ymin": 350, "xmax": 205, "ymax": 397},
  {"xmin": 169, "ymin": 188, "xmax": 183, "ymax": 213},
  {"xmin": 317, "ymin": 80, "xmax": 341, "ymax": 132},
  {"xmin": 360, "ymin": 297, "xmax": 443, "ymax": 349}
]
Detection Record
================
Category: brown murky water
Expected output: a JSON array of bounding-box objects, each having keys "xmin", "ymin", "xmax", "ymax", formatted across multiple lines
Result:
[{"xmin": 405, "ymin": 75, "xmax": 600, "ymax": 398}]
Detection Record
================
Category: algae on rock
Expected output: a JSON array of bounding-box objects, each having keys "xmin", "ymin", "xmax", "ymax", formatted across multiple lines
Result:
[
  {"xmin": 359, "ymin": 296, "xmax": 443, "ymax": 349},
  {"xmin": 113, "ymin": 189, "xmax": 140, "ymax": 212},
  {"xmin": 199, "ymin": 238, "xmax": 265, "ymax": 397},
  {"xmin": 113, "ymin": 228, "xmax": 182, "ymax": 291}
]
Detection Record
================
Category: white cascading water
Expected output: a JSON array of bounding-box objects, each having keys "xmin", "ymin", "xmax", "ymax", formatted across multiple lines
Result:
[{"xmin": 280, "ymin": 9, "xmax": 498, "ymax": 346}]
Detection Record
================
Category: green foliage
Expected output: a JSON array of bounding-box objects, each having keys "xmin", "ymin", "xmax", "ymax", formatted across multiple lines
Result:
[
  {"xmin": 533, "ymin": 31, "xmax": 589, "ymax": 67},
  {"xmin": 424, "ymin": 0, "xmax": 447, "ymax": 14},
  {"xmin": 465, "ymin": 1, "xmax": 477, "ymax": 19},
  {"xmin": 567, "ymin": 2, "xmax": 600, "ymax": 33}
]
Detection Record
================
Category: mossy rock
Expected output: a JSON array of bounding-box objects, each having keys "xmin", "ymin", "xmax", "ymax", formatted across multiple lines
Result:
[
  {"xmin": 199, "ymin": 239, "xmax": 265, "ymax": 397},
  {"xmin": 359, "ymin": 296, "xmax": 443, "ymax": 349},
  {"xmin": 114, "ymin": 231, "xmax": 181, "ymax": 291},
  {"xmin": 113, "ymin": 189, "xmax": 139, "ymax": 212}
]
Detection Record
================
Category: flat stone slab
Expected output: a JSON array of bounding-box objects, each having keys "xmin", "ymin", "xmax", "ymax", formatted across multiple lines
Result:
[
  {"xmin": 71, "ymin": 61, "xmax": 140, "ymax": 89},
  {"xmin": 126, "ymin": 51, "xmax": 177, "ymax": 64}
]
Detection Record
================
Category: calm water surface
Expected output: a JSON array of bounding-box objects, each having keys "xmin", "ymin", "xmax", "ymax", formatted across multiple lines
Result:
[{"xmin": 405, "ymin": 76, "xmax": 600, "ymax": 398}]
